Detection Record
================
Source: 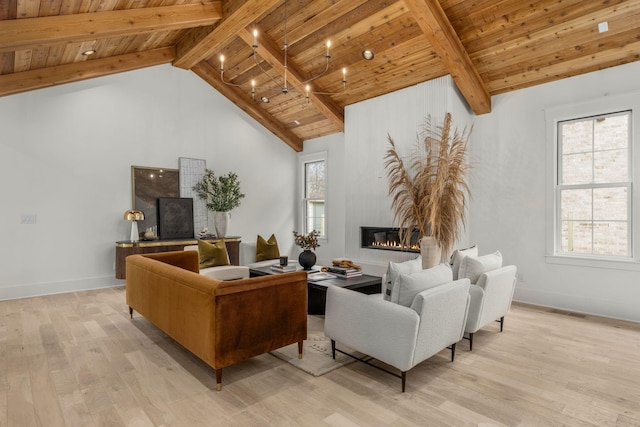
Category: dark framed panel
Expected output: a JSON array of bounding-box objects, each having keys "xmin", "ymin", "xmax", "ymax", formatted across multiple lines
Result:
[
  {"xmin": 157, "ymin": 197, "xmax": 195, "ymax": 240},
  {"xmin": 132, "ymin": 166, "xmax": 180, "ymax": 233}
]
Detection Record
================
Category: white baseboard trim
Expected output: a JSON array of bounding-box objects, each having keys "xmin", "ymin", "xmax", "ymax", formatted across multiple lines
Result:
[
  {"xmin": 0, "ymin": 276, "xmax": 123, "ymax": 301},
  {"xmin": 514, "ymin": 285, "xmax": 639, "ymax": 324}
]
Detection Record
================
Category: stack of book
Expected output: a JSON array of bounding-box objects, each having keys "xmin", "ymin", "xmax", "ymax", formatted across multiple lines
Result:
[
  {"xmin": 326, "ymin": 265, "xmax": 362, "ymax": 279},
  {"xmin": 270, "ymin": 263, "xmax": 296, "ymax": 273}
]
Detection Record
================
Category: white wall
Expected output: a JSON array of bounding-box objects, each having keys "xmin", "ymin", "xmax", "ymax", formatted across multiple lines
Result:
[
  {"xmin": 471, "ymin": 61, "xmax": 640, "ymax": 322},
  {"xmin": 0, "ymin": 64, "xmax": 298, "ymax": 299}
]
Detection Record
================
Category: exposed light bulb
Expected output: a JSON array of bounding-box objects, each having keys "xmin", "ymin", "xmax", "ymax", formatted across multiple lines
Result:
[{"xmin": 218, "ymin": 6, "xmax": 346, "ymax": 102}]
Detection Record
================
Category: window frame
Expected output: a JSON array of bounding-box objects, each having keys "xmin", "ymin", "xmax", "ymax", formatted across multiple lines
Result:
[
  {"xmin": 545, "ymin": 92, "xmax": 640, "ymax": 271},
  {"xmin": 298, "ymin": 151, "xmax": 328, "ymax": 241},
  {"xmin": 555, "ymin": 111, "xmax": 632, "ymax": 258}
]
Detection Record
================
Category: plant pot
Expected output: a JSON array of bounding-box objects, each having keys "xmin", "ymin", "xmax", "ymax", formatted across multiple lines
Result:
[
  {"xmin": 420, "ymin": 236, "xmax": 441, "ymax": 269},
  {"xmin": 298, "ymin": 249, "xmax": 316, "ymax": 270},
  {"xmin": 213, "ymin": 211, "xmax": 230, "ymax": 238}
]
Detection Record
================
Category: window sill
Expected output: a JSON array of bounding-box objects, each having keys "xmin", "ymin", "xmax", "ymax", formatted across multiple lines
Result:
[{"xmin": 545, "ymin": 254, "xmax": 640, "ymax": 272}]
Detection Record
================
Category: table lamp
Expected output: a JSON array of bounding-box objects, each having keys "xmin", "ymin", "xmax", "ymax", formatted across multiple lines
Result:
[{"xmin": 124, "ymin": 209, "xmax": 145, "ymax": 242}]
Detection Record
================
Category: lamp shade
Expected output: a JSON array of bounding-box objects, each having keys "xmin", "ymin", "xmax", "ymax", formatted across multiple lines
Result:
[
  {"xmin": 124, "ymin": 210, "xmax": 145, "ymax": 242},
  {"xmin": 124, "ymin": 210, "xmax": 145, "ymax": 221}
]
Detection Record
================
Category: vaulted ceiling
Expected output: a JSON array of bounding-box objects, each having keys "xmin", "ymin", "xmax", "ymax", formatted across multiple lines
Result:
[{"xmin": 1, "ymin": 0, "xmax": 638, "ymax": 151}]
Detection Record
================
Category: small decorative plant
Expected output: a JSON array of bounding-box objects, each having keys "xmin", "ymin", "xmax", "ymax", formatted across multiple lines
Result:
[
  {"xmin": 293, "ymin": 230, "xmax": 320, "ymax": 251},
  {"xmin": 193, "ymin": 168, "xmax": 245, "ymax": 212}
]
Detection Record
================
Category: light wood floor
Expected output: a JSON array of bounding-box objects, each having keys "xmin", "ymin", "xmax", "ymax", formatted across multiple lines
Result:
[{"xmin": 1, "ymin": 286, "xmax": 639, "ymax": 427}]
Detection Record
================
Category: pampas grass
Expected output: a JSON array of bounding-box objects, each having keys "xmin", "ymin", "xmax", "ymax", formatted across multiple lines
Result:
[{"xmin": 384, "ymin": 113, "xmax": 471, "ymax": 259}]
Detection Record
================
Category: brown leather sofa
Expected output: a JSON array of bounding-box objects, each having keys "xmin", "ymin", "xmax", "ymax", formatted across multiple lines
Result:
[{"xmin": 125, "ymin": 250, "xmax": 308, "ymax": 390}]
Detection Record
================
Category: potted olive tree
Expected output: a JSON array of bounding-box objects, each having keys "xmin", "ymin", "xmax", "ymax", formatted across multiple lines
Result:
[
  {"xmin": 193, "ymin": 169, "xmax": 245, "ymax": 238},
  {"xmin": 384, "ymin": 113, "xmax": 471, "ymax": 268}
]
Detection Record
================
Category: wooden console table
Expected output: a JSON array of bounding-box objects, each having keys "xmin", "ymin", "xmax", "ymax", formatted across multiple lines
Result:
[{"xmin": 115, "ymin": 237, "xmax": 241, "ymax": 279}]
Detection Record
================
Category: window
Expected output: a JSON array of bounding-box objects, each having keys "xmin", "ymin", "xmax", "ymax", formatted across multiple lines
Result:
[
  {"xmin": 303, "ymin": 158, "xmax": 326, "ymax": 237},
  {"xmin": 556, "ymin": 111, "xmax": 631, "ymax": 258}
]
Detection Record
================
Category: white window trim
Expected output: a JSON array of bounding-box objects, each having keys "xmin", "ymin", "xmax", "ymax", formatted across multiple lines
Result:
[
  {"xmin": 298, "ymin": 151, "xmax": 328, "ymax": 243},
  {"xmin": 545, "ymin": 92, "xmax": 640, "ymax": 271}
]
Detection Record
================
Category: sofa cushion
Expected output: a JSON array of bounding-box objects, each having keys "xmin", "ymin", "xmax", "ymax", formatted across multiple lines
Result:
[
  {"xmin": 200, "ymin": 265, "xmax": 250, "ymax": 280},
  {"xmin": 383, "ymin": 256, "xmax": 423, "ymax": 301},
  {"xmin": 256, "ymin": 234, "xmax": 280, "ymax": 262},
  {"xmin": 198, "ymin": 239, "xmax": 230, "ymax": 268},
  {"xmin": 247, "ymin": 259, "xmax": 281, "ymax": 269},
  {"xmin": 392, "ymin": 263, "xmax": 453, "ymax": 308},
  {"xmin": 458, "ymin": 251, "xmax": 502, "ymax": 284},
  {"xmin": 450, "ymin": 245, "xmax": 478, "ymax": 280}
]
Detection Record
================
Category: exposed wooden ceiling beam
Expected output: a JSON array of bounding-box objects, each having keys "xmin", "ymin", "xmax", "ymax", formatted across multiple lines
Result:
[
  {"xmin": 237, "ymin": 27, "xmax": 344, "ymax": 132},
  {"xmin": 0, "ymin": 47, "xmax": 175, "ymax": 97},
  {"xmin": 0, "ymin": 4, "xmax": 221, "ymax": 53},
  {"xmin": 192, "ymin": 61, "xmax": 303, "ymax": 152},
  {"xmin": 173, "ymin": 0, "xmax": 281, "ymax": 70},
  {"xmin": 404, "ymin": 0, "xmax": 491, "ymax": 115}
]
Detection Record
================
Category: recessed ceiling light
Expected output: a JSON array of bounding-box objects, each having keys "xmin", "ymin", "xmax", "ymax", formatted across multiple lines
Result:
[
  {"xmin": 362, "ymin": 50, "xmax": 374, "ymax": 61},
  {"xmin": 261, "ymin": 96, "xmax": 270, "ymax": 103},
  {"xmin": 294, "ymin": 120, "xmax": 300, "ymax": 125},
  {"xmin": 82, "ymin": 49, "xmax": 96, "ymax": 56},
  {"xmin": 598, "ymin": 21, "xmax": 609, "ymax": 33}
]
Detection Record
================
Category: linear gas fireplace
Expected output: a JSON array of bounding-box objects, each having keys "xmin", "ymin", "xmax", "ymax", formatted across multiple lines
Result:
[{"xmin": 360, "ymin": 227, "xmax": 420, "ymax": 253}]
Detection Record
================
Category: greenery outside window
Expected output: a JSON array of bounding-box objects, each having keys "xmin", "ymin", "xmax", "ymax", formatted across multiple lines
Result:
[{"xmin": 556, "ymin": 111, "xmax": 632, "ymax": 258}]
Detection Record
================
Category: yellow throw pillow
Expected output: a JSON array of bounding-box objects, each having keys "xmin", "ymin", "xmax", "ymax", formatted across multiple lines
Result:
[
  {"xmin": 256, "ymin": 234, "xmax": 280, "ymax": 261},
  {"xmin": 198, "ymin": 239, "xmax": 230, "ymax": 268}
]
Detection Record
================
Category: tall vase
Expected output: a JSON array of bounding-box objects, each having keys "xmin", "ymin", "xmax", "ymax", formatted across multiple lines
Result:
[
  {"xmin": 213, "ymin": 211, "xmax": 230, "ymax": 238},
  {"xmin": 420, "ymin": 236, "xmax": 441, "ymax": 269},
  {"xmin": 298, "ymin": 249, "xmax": 316, "ymax": 270}
]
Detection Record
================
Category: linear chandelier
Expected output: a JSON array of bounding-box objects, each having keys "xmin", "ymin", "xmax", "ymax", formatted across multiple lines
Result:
[{"xmin": 219, "ymin": 0, "xmax": 346, "ymax": 104}]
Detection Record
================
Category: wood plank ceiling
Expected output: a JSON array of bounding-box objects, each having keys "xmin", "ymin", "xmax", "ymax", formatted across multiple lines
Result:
[{"xmin": 1, "ymin": 0, "xmax": 638, "ymax": 151}]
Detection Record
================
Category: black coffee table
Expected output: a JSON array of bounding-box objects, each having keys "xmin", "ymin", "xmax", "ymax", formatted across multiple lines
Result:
[{"xmin": 249, "ymin": 265, "xmax": 382, "ymax": 315}]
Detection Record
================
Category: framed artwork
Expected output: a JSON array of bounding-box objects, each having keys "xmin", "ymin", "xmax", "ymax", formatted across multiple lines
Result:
[
  {"xmin": 131, "ymin": 166, "xmax": 180, "ymax": 234},
  {"xmin": 157, "ymin": 197, "xmax": 194, "ymax": 240}
]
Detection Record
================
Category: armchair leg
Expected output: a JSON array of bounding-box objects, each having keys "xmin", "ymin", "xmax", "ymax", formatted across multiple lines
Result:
[
  {"xmin": 450, "ymin": 342, "xmax": 456, "ymax": 362},
  {"xmin": 333, "ymin": 342, "xmax": 409, "ymax": 392},
  {"xmin": 298, "ymin": 341, "xmax": 304, "ymax": 359},
  {"xmin": 129, "ymin": 307, "xmax": 133, "ymax": 319},
  {"xmin": 216, "ymin": 369, "xmax": 222, "ymax": 391},
  {"xmin": 469, "ymin": 333, "xmax": 474, "ymax": 351},
  {"xmin": 497, "ymin": 316, "xmax": 505, "ymax": 332}
]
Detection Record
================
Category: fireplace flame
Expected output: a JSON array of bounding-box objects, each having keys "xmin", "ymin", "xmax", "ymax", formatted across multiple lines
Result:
[{"xmin": 371, "ymin": 240, "xmax": 420, "ymax": 250}]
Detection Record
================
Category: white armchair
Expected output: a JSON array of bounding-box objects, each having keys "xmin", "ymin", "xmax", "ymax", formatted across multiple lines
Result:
[
  {"xmin": 324, "ymin": 279, "xmax": 470, "ymax": 392},
  {"xmin": 464, "ymin": 265, "xmax": 517, "ymax": 350}
]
